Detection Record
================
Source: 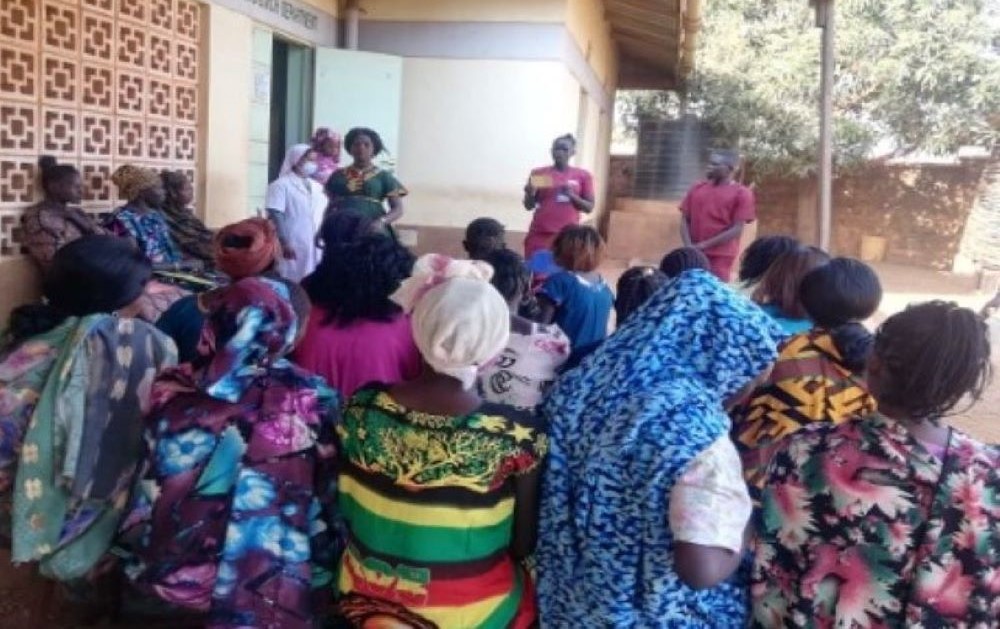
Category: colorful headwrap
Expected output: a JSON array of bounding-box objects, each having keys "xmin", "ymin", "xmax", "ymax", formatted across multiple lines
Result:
[
  {"xmin": 111, "ymin": 164, "xmax": 161, "ymax": 201},
  {"xmin": 196, "ymin": 278, "xmax": 300, "ymax": 402},
  {"xmin": 214, "ymin": 218, "xmax": 281, "ymax": 280},
  {"xmin": 391, "ymin": 254, "xmax": 509, "ymax": 390},
  {"xmin": 311, "ymin": 127, "xmax": 341, "ymax": 147}
]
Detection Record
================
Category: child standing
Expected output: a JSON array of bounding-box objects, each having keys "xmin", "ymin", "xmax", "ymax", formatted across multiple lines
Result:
[{"xmin": 537, "ymin": 225, "xmax": 614, "ymax": 363}]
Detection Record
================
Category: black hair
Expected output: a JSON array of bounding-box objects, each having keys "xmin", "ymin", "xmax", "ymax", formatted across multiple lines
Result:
[
  {"xmin": 37, "ymin": 155, "xmax": 79, "ymax": 195},
  {"xmin": 161, "ymin": 170, "xmax": 191, "ymax": 209},
  {"xmin": 615, "ymin": 266, "xmax": 668, "ymax": 324},
  {"xmin": 739, "ymin": 235, "xmax": 800, "ymax": 285},
  {"xmin": 553, "ymin": 134, "xmax": 576, "ymax": 147},
  {"xmin": 485, "ymin": 248, "xmax": 529, "ymax": 304},
  {"xmin": 464, "ymin": 218, "xmax": 506, "ymax": 260},
  {"xmin": 799, "ymin": 258, "xmax": 882, "ymax": 372},
  {"xmin": 272, "ymin": 277, "xmax": 311, "ymax": 330},
  {"xmin": 344, "ymin": 127, "xmax": 385, "ymax": 156},
  {"xmin": 659, "ymin": 247, "xmax": 710, "ymax": 278},
  {"xmin": 800, "ymin": 258, "xmax": 882, "ymax": 327},
  {"xmin": 4, "ymin": 235, "xmax": 151, "ymax": 349},
  {"xmin": 317, "ymin": 209, "xmax": 376, "ymax": 251},
  {"xmin": 303, "ymin": 233, "xmax": 414, "ymax": 326},
  {"xmin": 873, "ymin": 301, "xmax": 992, "ymax": 420},
  {"xmin": 710, "ymin": 148, "xmax": 740, "ymax": 169}
]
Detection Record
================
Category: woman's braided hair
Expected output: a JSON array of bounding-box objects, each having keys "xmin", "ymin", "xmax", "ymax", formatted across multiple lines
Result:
[{"xmin": 873, "ymin": 300, "xmax": 992, "ymax": 420}]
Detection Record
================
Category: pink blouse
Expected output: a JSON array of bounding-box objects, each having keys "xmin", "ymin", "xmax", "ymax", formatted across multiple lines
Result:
[{"xmin": 292, "ymin": 307, "xmax": 422, "ymax": 399}]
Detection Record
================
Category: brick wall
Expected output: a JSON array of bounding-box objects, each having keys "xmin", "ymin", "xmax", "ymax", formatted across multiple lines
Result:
[{"xmin": 755, "ymin": 163, "xmax": 987, "ymax": 269}]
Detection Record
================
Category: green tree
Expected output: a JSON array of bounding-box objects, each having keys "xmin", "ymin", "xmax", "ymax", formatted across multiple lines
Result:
[{"xmin": 619, "ymin": 0, "xmax": 1000, "ymax": 177}]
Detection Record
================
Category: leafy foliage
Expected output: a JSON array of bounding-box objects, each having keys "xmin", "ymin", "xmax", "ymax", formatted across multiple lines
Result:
[{"xmin": 619, "ymin": 0, "xmax": 1000, "ymax": 177}]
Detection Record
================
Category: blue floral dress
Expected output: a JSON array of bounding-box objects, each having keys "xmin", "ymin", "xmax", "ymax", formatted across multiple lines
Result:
[{"xmin": 537, "ymin": 270, "xmax": 784, "ymax": 626}]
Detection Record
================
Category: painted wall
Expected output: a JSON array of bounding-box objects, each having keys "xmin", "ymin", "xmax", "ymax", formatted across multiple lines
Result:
[
  {"xmin": 0, "ymin": 259, "xmax": 41, "ymax": 327},
  {"xmin": 566, "ymin": 0, "xmax": 618, "ymax": 89},
  {"xmin": 203, "ymin": 4, "xmax": 255, "ymax": 228},
  {"xmin": 356, "ymin": 0, "xmax": 565, "ymax": 23},
  {"xmin": 298, "ymin": 0, "xmax": 337, "ymax": 13},
  {"xmin": 248, "ymin": 28, "xmax": 274, "ymax": 216},
  {"xmin": 397, "ymin": 58, "xmax": 580, "ymax": 232}
]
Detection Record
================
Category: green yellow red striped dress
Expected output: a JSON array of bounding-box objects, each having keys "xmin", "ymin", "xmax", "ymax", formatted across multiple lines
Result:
[{"xmin": 335, "ymin": 384, "xmax": 547, "ymax": 628}]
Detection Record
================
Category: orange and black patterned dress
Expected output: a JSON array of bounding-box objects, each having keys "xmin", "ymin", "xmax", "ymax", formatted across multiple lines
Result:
[{"xmin": 730, "ymin": 328, "xmax": 877, "ymax": 504}]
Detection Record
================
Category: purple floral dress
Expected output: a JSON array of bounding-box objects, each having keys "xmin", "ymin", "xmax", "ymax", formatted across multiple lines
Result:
[{"xmin": 119, "ymin": 278, "xmax": 340, "ymax": 628}]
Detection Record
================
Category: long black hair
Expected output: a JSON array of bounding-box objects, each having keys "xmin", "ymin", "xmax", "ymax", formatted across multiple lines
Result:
[
  {"xmin": 872, "ymin": 301, "xmax": 992, "ymax": 420},
  {"xmin": 316, "ymin": 209, "xmax": 376, "ymax": 251},
  {"xmin": 303, "ymin": 233, "xmax": 414, "ymax": 326},
  {"xmin": 4, "ymin": 236, "xmax": 151, "ymax": 349}
]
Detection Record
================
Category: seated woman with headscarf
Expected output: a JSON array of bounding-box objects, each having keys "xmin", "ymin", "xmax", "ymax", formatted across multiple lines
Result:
[
  {"xmin": 106, "ymin": 165, "xmax": 186, "ymax": 266},
  {"xmin": 119, "ymin": 277, "xmax": 339, "ymax": 628},
  {"xmin": 536, "ymin": 269, "xmax": 784, "ymax": 627},
  {"xmin": 0, "ymin": 235, "xmax": 176, "ymax": 623},
  {"xmin": 21, "ymin": 157, "xmax": 182, "ymax": 322},
  {"xmin": 159, "ymin": 170, "xmax": 215, "ymax": 264},
  {"xmin": 334, "ymin": 255, "xmax": 544, "ymax": 628},
  {"xmin": 155, "ymin": 218, "xmax": 282, "ymax": 363}
]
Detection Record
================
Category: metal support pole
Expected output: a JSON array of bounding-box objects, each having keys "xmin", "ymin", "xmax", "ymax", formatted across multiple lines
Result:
[
  {"xmin": 816, "ymin": 0, "xmax": 835, "ymax": 249},
  {"xmin": 345, "ymin": 0, "xmax": 361, "ymax": 50}
]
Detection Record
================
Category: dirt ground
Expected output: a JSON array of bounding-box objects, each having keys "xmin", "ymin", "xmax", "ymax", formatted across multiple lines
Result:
[{"xmin": 602, "ymin": 259, "xmax": 1000, "ymax": 445}]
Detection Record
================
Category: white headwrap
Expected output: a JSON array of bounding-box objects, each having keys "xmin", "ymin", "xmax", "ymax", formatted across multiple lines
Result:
[
  {"xmin": 279, "ymin": 143, "xmax": 313, "ymax": 177},
  {"xmin": 391, "ymin": 254, "xmax": 510, "ymax": 390}
]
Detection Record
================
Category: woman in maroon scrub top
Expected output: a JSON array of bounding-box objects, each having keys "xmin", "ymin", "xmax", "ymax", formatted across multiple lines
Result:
[{"xmin": 522, "ymin": 134, "xmax": 595, "ymax": 260}]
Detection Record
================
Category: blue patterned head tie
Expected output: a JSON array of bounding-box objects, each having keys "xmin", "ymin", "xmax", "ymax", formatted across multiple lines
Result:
[
  {"xmin": 545, "ymin": 268, "xmax": 785, "ymax": 420},
  {"xmin": 198, "ymin": 277, "xmax": 300, "ymax": 403}
]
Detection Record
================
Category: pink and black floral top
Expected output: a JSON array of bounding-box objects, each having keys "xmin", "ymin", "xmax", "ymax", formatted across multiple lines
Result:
[{"xmin": 751, "ymin": 413, "xmax": 1000, "ymax": 627}]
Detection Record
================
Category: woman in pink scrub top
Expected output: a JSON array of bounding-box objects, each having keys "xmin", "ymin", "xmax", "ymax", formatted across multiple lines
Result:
[{"xmin": 522, "ymin": 134, "xmax": 595, "ymax": 259}]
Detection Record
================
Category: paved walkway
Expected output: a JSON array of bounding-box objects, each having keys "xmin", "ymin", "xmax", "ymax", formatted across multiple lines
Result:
[{"xmin": 603, "ymin": 260, "xmax": 1000, "ymax": 444}]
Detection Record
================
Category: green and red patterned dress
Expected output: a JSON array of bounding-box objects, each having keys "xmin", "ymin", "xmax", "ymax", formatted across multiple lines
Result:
[
  {"xmin": 335, "ymin": 384, "xmax": 546, "ymax": 628},
  {"xmin": 751, "ymin": 413, "xmax": 1000, "ymax": 627}
]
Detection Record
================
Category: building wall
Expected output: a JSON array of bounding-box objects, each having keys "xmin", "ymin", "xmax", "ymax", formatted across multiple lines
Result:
[
  {"xmin": 202, "ymin": 3, "xmax": 254, "ymax": 227},
  {"xmin": 356, "ymin": 0, "xmax": 619, "ymax": 250},
  {"xmin": 248, "ymin": 28, "xmax": 274, "ymax": 216},
  {"xmin": 566, "ymin": 0, "xmax": 617, "ymax": 88},
  {"xmin": 355, "ymin": 0, "xmax": 565, "ymax": 22},
  {"xmin": 396, "ymin": 58, "xmax": 580, "ymax": 233},
  {"xmin": 0, "ymin": 0, "xmax": 203, "ymax": 324}
]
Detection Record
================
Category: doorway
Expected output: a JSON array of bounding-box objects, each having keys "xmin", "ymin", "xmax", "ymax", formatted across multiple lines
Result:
[{"xmin": 268, "ymin": 38, "xmax": 314, "ymax": 181}]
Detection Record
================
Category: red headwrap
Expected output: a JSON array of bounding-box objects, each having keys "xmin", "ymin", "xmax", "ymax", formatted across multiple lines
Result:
[{"xmin": 213, "ymin": 218, "xmax": 281, "ymax": 281}]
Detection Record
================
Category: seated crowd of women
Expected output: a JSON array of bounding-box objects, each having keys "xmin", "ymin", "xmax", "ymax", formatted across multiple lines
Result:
[{"xmin": 2, "ymin": 154, "xmax": 998, "ymax": 627}]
